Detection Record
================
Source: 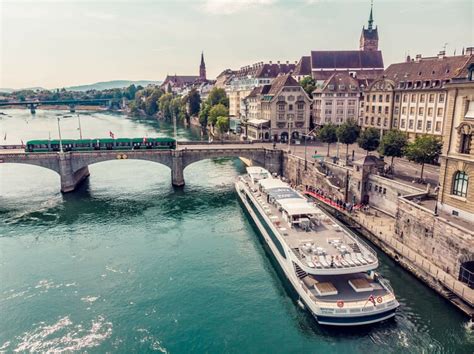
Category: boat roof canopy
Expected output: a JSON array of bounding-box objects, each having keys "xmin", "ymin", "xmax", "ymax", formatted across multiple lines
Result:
[
  {"xmin": 266, "ymin": 186, "xmax": 301, "ymax": 200},
  {"xmin": 278, "ymin": 198, "xmax": 319, "ymax": 216}
]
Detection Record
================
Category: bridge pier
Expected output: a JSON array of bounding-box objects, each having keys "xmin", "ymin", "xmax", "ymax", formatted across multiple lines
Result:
[
  {"xmin": 28, "ymin": 103, "xmax": 38, "ymax": 114},
  {"xmin": 171, "ymin": 151, "xmax": 185, "ymax": 187},
  {"xmin": 69, "ymin": 104, "xmax": 76, "ymax": 113},
  {"xmin": 59, "ymin": 154, "xmax": 90, "ymax": 193}
]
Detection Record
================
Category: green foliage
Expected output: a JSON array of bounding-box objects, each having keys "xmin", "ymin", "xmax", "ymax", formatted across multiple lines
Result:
[
  {"xmin": 186, "ymin": 89, "xmax": 201, "ymax": 116},
  {"xmin": 404, "ymin": 135, "xmax": 442, "ymax": 179},
  {"xmin": 208, "ymin": 103, "xmax": 228, "ymax": 126},
  {"xmin": 199, "ymin": 103, "xmax": 211, "ymax": 127},
  {"xmin": 317, "ymin": 123, "xmax": 338, "ymax": 156},
  {"xmin": 216, "ymin": 116, "xmax": 229, "ymax": 134},
  {"xmin": 207, "ymin": 88, "xmax": 229, "ymax": 107},
  {"xmin": 336, "ymin": 119, "xmax": 360, "ymax": 145},
  {"xmin": 378, "ymin": 130, "xmax": 408, "ymax": 170},
  {"xmin": 299, "ymin": 76, "xmax": 316, "ymax": 97},
  {"xmin": 357, "ymin": 127, "xmax": 380, "ymax": 153},
  {"xmin": 158, "ymin": 93, "xmax": 174, "ymax": 120}
]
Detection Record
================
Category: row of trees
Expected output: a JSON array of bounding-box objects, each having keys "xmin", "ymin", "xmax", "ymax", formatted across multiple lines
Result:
[
  {"xmin": 198, "ymin": 88, "xmax": 230, "ymax": 134},
  {"xmin": 317, "ymin": 120, "xmax": 443, "ymax": 180}
]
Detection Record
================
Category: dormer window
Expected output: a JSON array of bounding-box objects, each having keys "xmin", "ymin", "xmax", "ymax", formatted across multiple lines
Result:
[
  {"xmin": 339, "ymin": 85, "xmax": 346, "ymax": 90},
  {"xmin": 328, "ymin": 85, "xmax": 335, "ymax": 90}
]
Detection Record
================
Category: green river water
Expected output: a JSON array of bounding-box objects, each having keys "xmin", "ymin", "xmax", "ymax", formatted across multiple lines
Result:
[{"xmin": 0, "ymin": 109, "xmax": 473, "ymax": 353}]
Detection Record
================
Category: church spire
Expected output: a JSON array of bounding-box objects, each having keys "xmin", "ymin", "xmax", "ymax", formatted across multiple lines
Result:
[
  {"xmin": 368, "ymin": 0, "xmax": 374, "ymax": 31},
  {"xmin": 199, "ymin": 51, "xmax": 206, "ymax": 81}
]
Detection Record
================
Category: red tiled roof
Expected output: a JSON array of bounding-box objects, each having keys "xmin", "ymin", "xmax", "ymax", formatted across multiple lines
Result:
[
  {"xmin": 310, "ymin": 50, "xmax": 384, "ymax": 70},
  {"xmin": 267, "ymin": 73, "xmax": 300, "ymax": 95},
  {"xmin": 293, "ymin": 56, "xmax": 311, "ymax": 76},
  {"xmin": 383, "ymin": 55, "xmax": 471, "ymax": 87}
]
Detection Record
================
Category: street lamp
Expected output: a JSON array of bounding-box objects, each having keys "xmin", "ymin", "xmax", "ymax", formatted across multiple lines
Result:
[
  {"xmin": 57, "ymin": 117, "xmax": 63, "ymax": 153},
  {"xmin": 288, "ymin": 118, "xmax": 293, "ymax": 153},
  {"xmin": 77, "ymin": 114, "xmax": 83, "ymax": 139}
]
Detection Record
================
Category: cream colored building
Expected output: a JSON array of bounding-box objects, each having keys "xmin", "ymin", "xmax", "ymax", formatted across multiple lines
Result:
[
  {"xmin": 360, "ymin": 77, "xmax": 395, "ymax": 133},
  {"xmin": 438, "ymin": 55, "xmax": 474, "ymax": 223},
  {"xmin": 313, "ymin": 72, "xmax": 361, "ymax": 126}
]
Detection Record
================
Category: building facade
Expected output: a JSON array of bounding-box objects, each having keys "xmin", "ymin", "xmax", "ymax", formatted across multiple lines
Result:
[
  {"xmin": 161, "ymin": 53, "xmax": 210, "ymax": 94},
  {"xmin": 365, "ymin": 52, "xmax": 473, "ymax": 138},
  {"xmin": 312, "ymin": 73, "xmax": 361, "ymax": 126},
  {"xmin": 225, "ymin": 61, "xmax": 296, "ymax": 118},
  {"xmin": 359, "ymin": 77, "xmax": 395, "ymax": 133},
  {"xmin": 437, "ymin": 55, "xmax": 474, "ymax": 223}
]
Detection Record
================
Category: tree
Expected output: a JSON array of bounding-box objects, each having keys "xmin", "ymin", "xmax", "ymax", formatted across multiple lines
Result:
[
  {"xmin": 357, "ymin": 127, "xmax": 380, "ymax": 155},
  {"xmin": 186, "ymin": 88, "xmax": 201, "ymax": 116},
  {"xmin": 199, "ymin": 103, "xmax": 211, "ymax": 127},
  {"xmin": 378, "ymin": 130, "xmax": 408, "ymax": 173},
  {"xmin": 206, "ymin": 87, "xmax": 229, "ymax": 107},
  {"xmin": 208, "ymin": 103, "xmax": 228, "ymax": 126},
  {"xmin": 336, "ymin": 119, "xmax": 360, "ymax": 162},
  {"xmin": 125, "ymin": 84, "xmax": 137, "ymax": 100},
  {"xmin": 215, "ymin": 116, "xmax": 229, "ymax": 135},
  {"xmin": 404, "ymin": 135, "xmax": 443, "ymax": 181},
  {"xmin": 317, "ymin": 123, "xmax": 338, "ymax": 156},
  {"xmin": 158, "ymin": 93, "xmax": 174, "ymax": 120},
  {"xmin": 299, "ymin": 76, "xmax": 316, "ymax": 98}
]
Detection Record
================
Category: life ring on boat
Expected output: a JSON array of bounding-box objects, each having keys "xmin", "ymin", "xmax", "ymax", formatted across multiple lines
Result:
[
  {"xmin": 337, "ymin": 300, "xmax": 344, "ymax": 308},
  {"xmin": 376, "ymin": 296, "xmax": 383, "ymax": 303}
]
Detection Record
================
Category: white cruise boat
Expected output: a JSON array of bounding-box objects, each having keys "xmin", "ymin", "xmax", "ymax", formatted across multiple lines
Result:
[{"xmin": 235, "ymin": 167, "xmax": 399, "ymax": 326}]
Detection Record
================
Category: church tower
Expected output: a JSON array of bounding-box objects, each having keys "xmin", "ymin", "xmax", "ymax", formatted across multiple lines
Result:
[
  {"xmin": 359, "ymin": 2, "xmax": 379, "ymax": 51},
  {"xmin": 199, "ymin": 52, "xmax": 207, "ymax": 81}
]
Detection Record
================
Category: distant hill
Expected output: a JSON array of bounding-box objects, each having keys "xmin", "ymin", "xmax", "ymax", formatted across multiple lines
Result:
[
  {"xmin": 0, "ymin": 87, "xmax": 45, "ymax": 93},
  {"xmin": 65, "ymin": 80, "xmax": 161, "ymax": 91}
]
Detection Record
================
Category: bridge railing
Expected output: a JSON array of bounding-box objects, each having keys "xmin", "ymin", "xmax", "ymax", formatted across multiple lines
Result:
[
  {"xmin": 181, "ymin": 140, "xmax": 262, "ymax": 145},
  {"xmin": 0, "ymin": 145, "xmax": 23, "ymax": 149}
]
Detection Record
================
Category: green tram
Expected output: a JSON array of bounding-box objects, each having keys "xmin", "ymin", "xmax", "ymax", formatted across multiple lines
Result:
[{"xmin": 26, "ymin": 137, "xmax": 176, "ymax": 153}]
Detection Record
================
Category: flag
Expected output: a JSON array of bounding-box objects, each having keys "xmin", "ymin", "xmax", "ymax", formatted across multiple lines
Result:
[
  {"xmin": 109, "ymin": 131, "xmax": 115, "ymax": 139},
  {"xmin": 3, "ymin": 133, "xmax": 6, "ymax": 141},
  {"xmin": 21, "ymin": 139, "xmax": 24, "ymax": 147},
  {"xmin": 368, "ymin": 294, "xmax": 376, "ymax": 307}
]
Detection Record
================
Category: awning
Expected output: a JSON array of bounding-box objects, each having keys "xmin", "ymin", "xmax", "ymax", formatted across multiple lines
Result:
[
  {"xmin": 266, "ymin": 187, "xmax": 302, "ymax": 200},
  {"xmin": 278, "ymin": 199, "xmax": 318, "ymax": 216},
  {"xmin": 247, "ymin": 119, "xmax": 270, "ymax": 127},
  {"xmin": 259, "ymin": 178, "xmax": 287, "ymax": 190}
]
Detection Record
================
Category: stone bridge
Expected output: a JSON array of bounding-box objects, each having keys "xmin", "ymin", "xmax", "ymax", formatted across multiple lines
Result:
[{"xmin": 0, "ymin": 144, "xmax": 283, "ymax": 192}]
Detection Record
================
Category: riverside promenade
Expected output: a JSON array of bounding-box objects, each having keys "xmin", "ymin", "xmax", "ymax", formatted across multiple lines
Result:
[{"xmin": 304, "ymin": 190, "xmax": 474, "ymax": 316}]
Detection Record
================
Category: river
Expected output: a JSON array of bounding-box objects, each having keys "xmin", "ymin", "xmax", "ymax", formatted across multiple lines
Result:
[{"xmin": 0, "ymin": 109, "xmax": 473, "ymax": 353}]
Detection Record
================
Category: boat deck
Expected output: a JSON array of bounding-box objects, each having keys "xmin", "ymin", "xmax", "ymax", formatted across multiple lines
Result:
[
  {"xmin": 245, "ymin": 179, "xmax": 376, "ymax": 270},
  {"xmin": 304, "ymin": 273, "xmax": 389, "ymax": 302}
]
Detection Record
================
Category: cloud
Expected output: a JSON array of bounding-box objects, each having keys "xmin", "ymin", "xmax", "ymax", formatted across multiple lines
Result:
[{"xmin": 201, "ymin": 0, "xmax": 277, "ymax": 15}]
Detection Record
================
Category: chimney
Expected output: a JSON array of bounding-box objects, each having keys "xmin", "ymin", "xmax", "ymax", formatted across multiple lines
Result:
[
  {"xmin": 277, "ymin": 60, "xmax": 280, "ymax": 64},
  {"xmin": 406, "ymin": 55, "xmax": 411, "ymax": 62},
  {"xmin": 269, "ymin": 61, "xmax": 272, "ymax": 64},
  {"xmin": 466, "ymin": 47, "xmax": 474, "ymax": 55},
  {"xmin": 415, "ymin": 54, "xmax": 422, "ymax": 62},
  {"xmin": 438, "ymin": 50, "xmax": 446, "ymax": 59},
  {"xmin": 286, "ymin": 60, "xmax": 289, "ymax": 64}
]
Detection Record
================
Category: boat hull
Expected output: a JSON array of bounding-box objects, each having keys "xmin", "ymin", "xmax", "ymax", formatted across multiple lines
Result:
[{"xmin": 235, "ymin": 180, "xmax": 399, "ymax": 327}]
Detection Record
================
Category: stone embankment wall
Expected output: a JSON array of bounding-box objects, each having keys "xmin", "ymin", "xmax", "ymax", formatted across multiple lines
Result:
[{"xmin": 282, "ymin": 152, "xmax": 474, "ymax": 314}]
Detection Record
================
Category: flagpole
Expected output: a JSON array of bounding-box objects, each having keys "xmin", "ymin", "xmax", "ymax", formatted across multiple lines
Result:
[
  {"xmin": 57, "ymin": 117, "xmax": 63, "ymax": 153},
  {"xmin": 77, "ymin": 114, "xmax": 83, "ymax": 140}
]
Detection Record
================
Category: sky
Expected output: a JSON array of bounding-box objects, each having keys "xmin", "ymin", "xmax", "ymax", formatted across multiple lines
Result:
[{"xmin": 0, "ymin": 0, "xmax": 472, "ymax": 89}]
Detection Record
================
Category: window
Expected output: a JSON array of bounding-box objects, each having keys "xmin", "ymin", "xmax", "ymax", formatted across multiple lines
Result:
[
  {"xmin": 409, "ymin": 119, "xmax": 414, "ymax": 129},
  {"xmin": 377, "ymin": 117, "xmax": 381, "ymax": 126},
  {"xmin": 429, "ymin": 94, "xmax": 435, "ymax": 103},
  {"xmin": 337, "ymin": 100, "xmax": 344, "ymax": 106},
  {"xmin": 386, "ymin": 94, "xmax": 390, "ymax": 102},
  {"xmin": 385, "ymin": 107, "xmax": 389, "ymax": 115},
  {"xmin": 418, "ymin": 107, "xmax": 424, "ymax": 115},
  {"xmin": 417, "ymin": 120, "xmax": 423, "ymax": 130},
  {"xmin": 336, "ymin": 108, "xmax": 344, "ymax": 115},
  {"xmin": 371, "ymin": 106, "xmax": 375, "ymax": 113},
  {"xmin": 411, "ymin": 94, "xmax": 416, "ymax": 103},
  {"xmin": 297, "ymin": 103, "xmax": 304, "ymax": 110},
  {"xmin": 278, "ymin": 113, "xmax": 285, "ymax": 120},
  {"xmin": 435, "ymin": 121, "xmax": 441, "ymax": 131},
  {"xmin": 278, "ymin": 103, "xmax": 285, "ymax": 111},
  {"xmin": 289, "ymin": 104, "xmax": 293, "ymax": 111},
  {"xmin": 325, "ymin": 109, "xmax": 332, "ymax": 115},
  {"xmin": 288, "ymin": 95, "xmax": 295, "ymax": 101},
  {"xmin": 410, "ymin": 107, "xmax": 415, "ymax": 115},
  {"xmin": 439, "ymin": 93, "xmax": 445, "ymax": 103},
  {"xmin": 372, "ymin": 95, "xmax": 376, "ymax": 102},
  {"xmin": 393, "ymin": 118, "xmax": 398, "ymax": 127},
  {"xmin": 460, "ymin": 132, "xmax": 471, "ymax": 154},
  {"xmin": 365, "ymin": 116, "xmax": 369, "ymax": 124},
  {"xmin": 347, "ymin": 108, "xmax": 355, "ymax": 115},
  {"xmin": 426, "ymin": 121, "xmax": 432, "ymax": 131},
  {"xmin": 403, "ymin": 94, "xmax": 407, "ymax": 103},
  {"xmin": 366, "ymin": 95, "xmax": 370, "ymax": 102},
  {"xmin": 384, "ymin": 118, "xmax": 388, "ymax": 126},
  {"xmin": 401, "ymin": 119, "xmax": 406, "ymax": 128},
  {"xmin": 465, "ymin": 101, "xmax": 474, "ymax": 119},
  {"xmin": 378, "ymin": 106, "xmax": 382, "ymax": 113},
  {"xmin": 371, "ymin": 117, "xmax": 374, "ymax": 125},
  {"xmin": 394, "ymin": 107, "xmax": 399, "ymax": 115},
  {"xmin": 428, "ymin": 107, "xmax": 433, "ymax": 116},
  {"xmin": 437, "ymin": 108, "xmax": 443, "ymax": 117},
  {"xmin": 452, "ymin": 171, "xmax": 468, "ymax": 198},
  {"xmin": 402, "ymin": 107, "xmax": 407, "ymax": 115},
  {"xmin": 325, "ymin": 100, "xmax": 333, "ymax": 106},
  {"xmin": 395, "ymin": 94, "xmax": 400, "ymax": 103},
  {"xmin": 420, "ymin": 94, "xmax": 425, "ymax": 103},
  {"xmin": 379, "ymin": 95, "xmax": 383, "ymax": 102},
  {"xmin": 348, "ymin": 100, "xmax": 356, "ymax": 106}
]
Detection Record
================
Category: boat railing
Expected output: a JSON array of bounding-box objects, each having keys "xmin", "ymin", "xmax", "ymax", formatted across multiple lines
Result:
[
  {"xmin": 378, "ymin": 275, "xmax": 395, "ymax": 294},
  {"xmin": 330, "ymin": 216, "xmax": 378, "ymax": 259}
]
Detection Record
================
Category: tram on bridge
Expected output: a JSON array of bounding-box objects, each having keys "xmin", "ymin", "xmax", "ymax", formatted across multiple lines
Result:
[{"xmin": 25, "ymin": 137, "xmax": 177, "ymax": 152}]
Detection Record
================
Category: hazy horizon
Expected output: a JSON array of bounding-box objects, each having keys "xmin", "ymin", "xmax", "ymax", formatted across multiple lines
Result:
[{"xmin": 1, "ymin": 0, "xmax": 472, "ymax": 89}]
